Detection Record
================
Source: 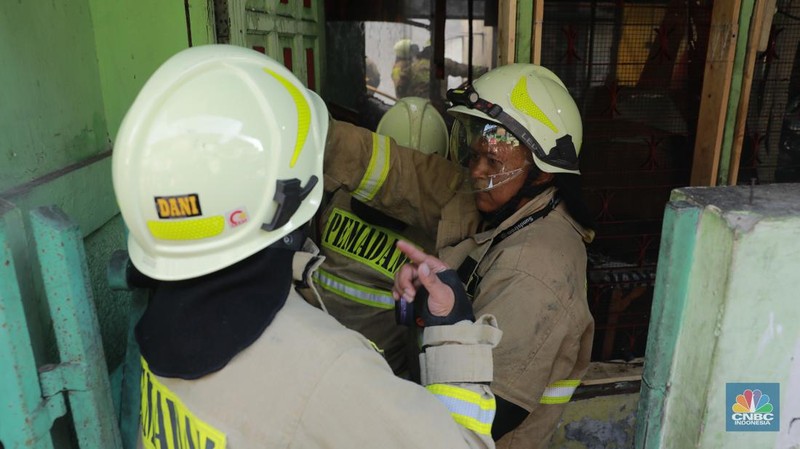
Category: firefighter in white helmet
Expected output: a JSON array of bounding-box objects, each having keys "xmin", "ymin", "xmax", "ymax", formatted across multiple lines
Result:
[
  {"xmin": 324, "ymin": 63, "xmax": 595, "ymax": 448},
  {"xmin": 113, "ymin": 44, "xmax": 501, "ymax": 449},
  {"xmin": 311, "ymin": 97, "xmax": 448, "ymax": 377},
  {"xmin": 377, "ymin": 97, "xmax": 449, "ymax": 157}
]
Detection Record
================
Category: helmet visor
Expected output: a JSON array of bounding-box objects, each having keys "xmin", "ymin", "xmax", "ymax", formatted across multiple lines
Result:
[{"xmin": 450, "ymin": 116, "xmax": 531, "ymax": 192}]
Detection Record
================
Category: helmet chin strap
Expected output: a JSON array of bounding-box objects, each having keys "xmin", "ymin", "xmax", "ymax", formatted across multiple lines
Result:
[{"xmin": 479, "ymin": 166, "xmax": 550, "ymax": 230}]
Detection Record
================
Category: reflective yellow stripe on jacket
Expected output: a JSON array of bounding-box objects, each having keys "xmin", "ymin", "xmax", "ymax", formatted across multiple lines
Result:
[
  {"xmin": 426, "ymin": 384, "xmax": 496, "ymax": 436},
  {"xmin": 353, "ymin": 133, "xmax": 390, "ymax": 201},
  {"xmin": 140, "ymin": 358, "xmax": 227, "ymax": 449},
  {"xmin": 319, "ymin": 207, "xmax": 410, "ymax": 281},
  {"xmin": 539, "ymin": 379, "xmax": 580, "ymax": 404},
  {"xmin": 313, "ymin": 268, "xmax": 395, "ymax": 309}
]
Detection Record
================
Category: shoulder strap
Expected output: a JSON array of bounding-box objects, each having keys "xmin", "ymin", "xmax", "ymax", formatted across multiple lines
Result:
[{"xmin": 457, "ymin": 196, "xmax": 559, "ymax": 298}]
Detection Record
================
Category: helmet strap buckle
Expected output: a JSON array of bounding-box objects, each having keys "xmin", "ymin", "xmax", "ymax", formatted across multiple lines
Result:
[{"xmin": 262, "ymin": 175, "xmax": 318, "ymax": 232}]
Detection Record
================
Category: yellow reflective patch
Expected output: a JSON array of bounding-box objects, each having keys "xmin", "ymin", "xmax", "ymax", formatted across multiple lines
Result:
[
  {"xmin": 263, "ymin": 68, "xmax": 311, "ymax": 168},
  {"xmin": 320, "ymin": 207, "xmax": 410, "ymax": 279},
  {"xmin": 510, "ymin": 77, "xmax": 559, "ymax": 134},
  {"xmin": 140, "ymin": 358, "xmax": 226, "ymax": 449},
  {"xmin": 147, "ymin": 216, "xmax": 225, "ymax": 240}
]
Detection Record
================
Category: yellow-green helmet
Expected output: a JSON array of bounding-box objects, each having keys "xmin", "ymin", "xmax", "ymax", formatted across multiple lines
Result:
[
  {"xmin": 393, "ymin": 39, "xmax": 416, "ymax": 59},
  {"xmin": 447, "ymin": 64, "xmax": 582, "ymax": 174},
  {"xmin": 377, "ymin": 97, "xmax": 448, "ymax": 157}
]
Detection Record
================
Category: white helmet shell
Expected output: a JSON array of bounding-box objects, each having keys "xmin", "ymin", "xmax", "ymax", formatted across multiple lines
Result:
[
  {"xmin": 377, "ymin": 97, "xmax": 448, "ymax": 157},
  {"xmin": 447, "ymin": 64, "xmax": 583, "ymax": 174},
  {"xmin": 112, "ymin": 45, "xmax": 328, "ymax": 281}
]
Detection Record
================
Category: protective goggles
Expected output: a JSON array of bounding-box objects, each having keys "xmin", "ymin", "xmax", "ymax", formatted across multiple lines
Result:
[
  {"xmin": 446, "ymin": 84, "xmax": 579, "ymax": 172},
  {"xmin": 450, "ymin": 116, "xmax": 531, "ymax": 192}
]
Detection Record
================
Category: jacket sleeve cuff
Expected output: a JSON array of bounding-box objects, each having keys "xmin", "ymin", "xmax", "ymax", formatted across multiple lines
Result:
[{"xmin": 419, "ymin": 315, "xmax": 502, "ymax": 386}]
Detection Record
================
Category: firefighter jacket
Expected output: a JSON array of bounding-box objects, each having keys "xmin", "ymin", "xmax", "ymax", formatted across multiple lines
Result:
[
  {"xmin": 312, "ymin": 188, "xmax": 436, "ymax": 375},
  {"xmin": 137, "ymin": 247, "xmax": 502, "ymax": 449},
  {"xmin": 324, "ymin": 119, "xmax": 595, "ymax": 449}
]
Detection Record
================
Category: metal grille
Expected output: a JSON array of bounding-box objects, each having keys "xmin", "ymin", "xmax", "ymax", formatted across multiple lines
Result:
[{"xmin": 540, "ymin": 0, "xmax": 713, "ymax": 361}]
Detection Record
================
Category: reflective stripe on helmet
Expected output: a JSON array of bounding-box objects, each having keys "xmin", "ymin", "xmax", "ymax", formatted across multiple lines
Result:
[
  {"xmin": 510, "ymin": 77, "xmax": 558, "ymax": 134},
  {"xmin": 263, "ymin": 68, "xmax": 310, "ymax": 168},
  {"xmin": 313, "ymin": 268, "xmax": 395, "ymax": 309},
  {"xmin": 426, "ymin": 384, "xmax": 496, "ymax": 436},
  {"xmin": 353, "ymin": 133, "xmax": 390, "ymax": 201},
  {"xmin": 147, "ymin": 216, "xmax": 225, "ymax": 240},
  {"xmin": 539, "ymin": 379, "xmax": 581, "ymax": 404}
]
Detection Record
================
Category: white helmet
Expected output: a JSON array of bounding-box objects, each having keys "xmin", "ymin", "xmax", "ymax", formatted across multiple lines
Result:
[
  {"xmin": 112, "ymin": 45, "xmax": 328, "ymax": 281},
  {"xmin": 377, "ymin": 97, "xmax": 448, "ymax": 157},
  {"xmin": 447, "ymin": 64, "xmax": 582, "ymax": 175}
]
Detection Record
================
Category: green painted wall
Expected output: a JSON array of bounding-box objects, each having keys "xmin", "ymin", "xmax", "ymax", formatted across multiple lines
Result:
[
  {"xmin": 0, "ymin": 1, "xmax": 108, "ymax": 192},
  {"xmin": 637, "ymin": 184, "xmax": 800, "ymax": 448},
  {"xmin": 514, "ymin": 0, "xmax": 532, "ymax": 64},
  {"xmin": 88, "ymin": 0, "xmax": 190, "ymax": 140},
  {"xmin": 1, "ymin": 0, "xmax": 203, "ymax": 376}
]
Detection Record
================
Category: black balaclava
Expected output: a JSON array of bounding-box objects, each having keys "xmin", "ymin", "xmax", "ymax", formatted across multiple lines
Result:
[{"xmin": 136, "ymin": 228, "xmax": 306, "ymax": 380}]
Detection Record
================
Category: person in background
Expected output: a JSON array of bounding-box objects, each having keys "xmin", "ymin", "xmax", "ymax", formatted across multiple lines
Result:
[
  {"xmin": 405, "ymin": 43, "xmax": 489, "ymax": 100},
  {"xmin": 359, "ymin": 55, "xmax": 391, "ymax": 131},
  {"xmin": 112, "ymin": 44, "xmax": 502, "ymax": 449},
  {"xmin": 365, "ymin": 56, "xmax": 381, "ymax": 93},
  {"xmin": 311, "ymin": 96, "xmax": 449, "ymax": 377},
  {"xmin": 324, "ymin": 63, "xmax": 595, "ymax": 449},
  {"xmin": 391, "ymin": 38, "xmax": 419, "ymax": 99}
]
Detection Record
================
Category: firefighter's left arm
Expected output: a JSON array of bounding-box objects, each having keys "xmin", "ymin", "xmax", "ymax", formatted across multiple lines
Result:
[{"xmin": 324, "ymin": 119, "xmax": 465, "ymax": 234}]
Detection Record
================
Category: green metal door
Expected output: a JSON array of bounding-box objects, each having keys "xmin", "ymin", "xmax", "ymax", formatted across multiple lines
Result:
[
  {"xmin": 215, "ymin": 0, "xmax": 325, "ymax": 93},
  {"xmin": 0, "ymin": 203, "xmax": 122, "ymax": 449}
]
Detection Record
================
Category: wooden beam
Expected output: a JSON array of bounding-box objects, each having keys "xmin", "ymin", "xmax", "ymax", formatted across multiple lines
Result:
[
  {"xmin": 531, "ymin": 0, "xmax": 543, "ymax": 64},
  {"xmin": 498, "ymin": 0, "xmax": 517, "ymax": 65},
  {"xmin": 690, "ymin": 0, "xmax": 742, "ymax": 186},
  {"xmin": 728, "ymin": 0, "xmax": 772, "ymax": 185}
]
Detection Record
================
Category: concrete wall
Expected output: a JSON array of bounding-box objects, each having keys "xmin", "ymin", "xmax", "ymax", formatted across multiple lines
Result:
[{"xmin": 636, "ymin": 184, "xmax": 800, "ymax": 448}]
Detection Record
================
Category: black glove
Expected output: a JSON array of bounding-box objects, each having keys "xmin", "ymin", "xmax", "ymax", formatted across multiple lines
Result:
[{"xmin": 395, "ymin": 269, "xmax": 474, "ymax": 327}]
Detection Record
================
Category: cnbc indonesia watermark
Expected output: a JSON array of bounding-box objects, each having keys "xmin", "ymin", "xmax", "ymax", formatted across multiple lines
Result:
[{"xmin": 726, "ymin": 383, "xmax": 780, "ymax": 432}]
